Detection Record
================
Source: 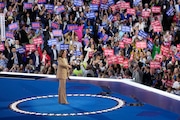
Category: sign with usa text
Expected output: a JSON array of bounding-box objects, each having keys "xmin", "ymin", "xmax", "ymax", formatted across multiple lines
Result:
[
  {"xmin": 33, "ymin": 37, "xmax": 43, "ymax": 45},
  {"xmin": 51, "ymin": 22, "xmax": 59, "ymax": 29},
  {"xmin": 136, "ymin": 41, "xmax": 147, "ymax": 49},
  {"xmin": 142, "ymin": 11, "xmax": 150, "ymax": 18},
  {"xmin": 8, "ymin": 22, "xmax": 18, "ymax": 30},
  {"xmin": 32, "ymin": 22, "xmax": 40, "ymax": 29},
  {"xmin": 56, "ymin": 6, "xmax": 65, "ymax": 13},
  {"xmin": 48, "ymin": 39, "xmax": 58, "ymax": 46},
  {"xmin": 52, "ymin": 30, "xmax": 62, "ymax": 36},
  {"xmin": 25, "ymin": 44, "xmax": 36, "ymax": 51},
  {"xmin": 6, "ymin": 32, "xmax": 14, "ymax": 39},
  {"xmin": 60, "ymin": 44, "xmax": 69, "ymax": 50},
  {"xmin": 90, "ymin": 4, "xmax": 99, "ymax": 11},
  {"xmin": 151, "ymin": 7, "xmax": 161, "ymax": 13},
  {"xmin": 23, "ymin": 3, "xmax": 32, "ymax": 9},
  {"xmin": 126, "ymin": 8, "xmax": 136, "ymax": 15},
  {"xmin": 150, "ymin": 61, "xmax": 161, "ymax": 69},
  {"xmin": 104, "ymin": 49, "xmax": 114, "ymax": 56},
  {"xmin": 67, "ymin": 24, "xmax": 79, "ymax": 31}
]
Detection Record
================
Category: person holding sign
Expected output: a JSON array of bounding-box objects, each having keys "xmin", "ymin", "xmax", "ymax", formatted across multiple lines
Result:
[{"xmin": 56, "ymin": 50, "xmax": 72, "ymax": 104}]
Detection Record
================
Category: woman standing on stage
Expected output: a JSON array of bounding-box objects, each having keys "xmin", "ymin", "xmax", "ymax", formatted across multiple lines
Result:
[{"xmin": 56, "ymin": 50, "xmax": 72, "ymax": 104}]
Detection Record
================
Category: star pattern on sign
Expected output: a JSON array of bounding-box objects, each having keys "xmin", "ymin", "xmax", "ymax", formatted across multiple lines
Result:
[{"xmin": 10, "ymin": 94, "xmax": 125, "ymax": 117}]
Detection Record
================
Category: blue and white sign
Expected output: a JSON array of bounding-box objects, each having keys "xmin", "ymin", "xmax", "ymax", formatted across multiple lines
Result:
[
  {"xmin": 166, "ymin": 7, "xmax": 174, "ymax": 16},
  {"xmin": 48, "ymin": 39, "xmax": 58, "ymax": 46},
  {"xmin": 74, "ymin": 51, "xmax": 82, "ymax": 56},
  {"xmin": 60, "ymin": 44, "xmax": 69, "ymax": 50},
  {"xmin": 121, "ymin": 26, "xmax": 131, "ymax": 33},
  {"xmin": 108, "ymin": 14, "xmax": 114, "ymax": 21},
  {"xmin": 100, "ymin": 4, "xmax": 108, "ymax": 10},
  {"xmin": 74, "ymin": 0, "xmax": 83, "ymax": 6},
  {"xmin": 90, "ymin": 4, "xmax": 99, "ymax": 11},
  {"xmin": 17, "ymin": 47, "xmax": 26, "ymax": 54},
  {"xmin": 138, "ymin": 30, "xmax": 148, "ymax": 38},
  {"xmin": 147, "ymin": 41, "xmax": 153, "ymax": 50},
  {"xmin": 86, "ymin": 12, "xmax": 96, "ymax": 19}
]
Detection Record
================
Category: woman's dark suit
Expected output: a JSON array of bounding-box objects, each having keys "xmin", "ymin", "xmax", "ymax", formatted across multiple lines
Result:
[{"xmin": 56, "ymin": 57, "xmax": 69, "ymax": 104}]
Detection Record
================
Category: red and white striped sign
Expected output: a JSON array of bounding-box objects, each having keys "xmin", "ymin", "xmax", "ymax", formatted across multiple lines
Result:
[
  {"xmin": 153, "ymin": 25, "xmax": 162, "ymax": 32},
  {"xmin": 126, "ymin": 8, "xmax": 136, "ymax": 15},
  {"xmin": 161, "ymin": 45, "xmax": 169, "ymax": 54},
  {"xmin": 33, "ymin": 37, "xmax": 43, "ymax": 45},
  {"xmin": 155, "ymin": 54, "xmax": 163, "ymax": 61},
  {"xmin": 136, "ymin": 41, "xmax": 147, "ymax": 49},
  {"xmin": 151, "ymin": 6, "xmax": 161, "ymax": 13},
  {"xmin": 142, "ymin": 11, "xmax": 151, "ymax": 17},
  {"xmin": 150, "ymin": 61, "xmax": 161, "ymax": 69},
  {"xmin": 151, "ymin": 20, "xmax": 161, "ymax": 27},
  {"xmin": 116, "ymin": 56, "xmax": 124, "ymax": 64},
  {"xmin": 104, "ymin": 49, "xmax": 114, "ymax": 56},
  {"xmin": 0, "ymin": 44, "xmax": 4, "ymax": 51},
  {"xmin": 25, "ymin": 44, "xmax": 36, "ymax": 51},
  {"xmin": 122, "ymin": 37, "xmax": 132, "ymax": 44}
]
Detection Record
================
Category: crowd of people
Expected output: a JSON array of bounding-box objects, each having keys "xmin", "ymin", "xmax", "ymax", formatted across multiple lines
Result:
[{"xmin": 0, "ymin": 0, "xmax": 179, "ymax": 95}]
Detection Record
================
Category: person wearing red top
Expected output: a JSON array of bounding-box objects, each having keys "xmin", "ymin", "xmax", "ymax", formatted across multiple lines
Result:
[{"xmin": 37, "ymin": 46, "xmax": 51, "ymax": 72}]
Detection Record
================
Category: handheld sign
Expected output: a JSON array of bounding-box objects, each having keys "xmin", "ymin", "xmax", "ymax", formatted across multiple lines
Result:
[
  {"xmin": 51, "ymin": 22, "xmax": 59, "ymax": 29},
  {"xmin": 151, "ymin": 6, "xmax": 161, "ymax": 13},
  {"xmin": 48, "ymin": 39, "xmax": 58, "ymax": 46},
  {"xmin": 90, "ymin": 4, "xmax": 99, "ymax": 11},
  {"xmin": 32, "ymin": 22, "xmax": 40, "ymax": 29},
  {"xmin": 56, "ymin": 6, "xmax": 65, "ymax": 13},
  {"xmin": 150, "ymin": 61, "xmax": 161, "ymax": 69},
  {"xmin": 25, "ymin": 44, "xmax": 36, "ymax": 51},
  {"xmin": 121, "ymin": 26, "xmax": 131, "ymax": 33},
  {"xmin": 17, "ymin": 47, "xmax": 26, "ymax": 54},
  {"xmin": 67, "ymin": 24, "xmax": 79, "ymax": 31},
  {"xmin": 6, "ymin": 32, "xmax": 14, "ymax": 39},
  {"xmin": 136, "ymin": 41, "xmax": 147, "ymax": 49},
  {"xmin": 74, "ymin": 51, "xmax": 82, "ymax": 56},
  {"xmin": 33, "ymin": 37, "xmax": 43, "ymax": 45},
  {"xmin": 38, "ymin": 0, "xmax": 46, "ymax": 4},
  {"xmin": 8, "ymin": 22, "xmax": 19, "ymax": 30},
  {"xmin": 52, "ymin": 30, "xmax": 62, "ymax": 37},
  {"xmin": 138, "ymin": 30, "xmax": 148, "ymax": 38},
  {"xmin": 0, "ymin": 2, "xmax": 5, "ymax": 8},
  {"xmin": 60, "ymin": 44, "xmax": 69, "ymax": 50},
  {"xmin": 74, "ymin": 0, "xmax": 83, "ymax": 6},
  {"xmin": 104, "ymin": 49, "xmax": 114, "ymax": 56},
  {"xmin": 23, "ymin": 3, "xmax": 32, "ymax": 9}
]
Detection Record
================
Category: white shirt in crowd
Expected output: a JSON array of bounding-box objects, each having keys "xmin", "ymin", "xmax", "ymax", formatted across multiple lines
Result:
[{"xmin": 172, "ymin": 81, "xmax": 180, "ymax": 95}]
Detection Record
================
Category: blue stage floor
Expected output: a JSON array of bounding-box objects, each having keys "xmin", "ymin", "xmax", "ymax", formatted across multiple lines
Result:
[{"xmin": 0, "ymin": 78, "xmax": 179, "ymax": 120}]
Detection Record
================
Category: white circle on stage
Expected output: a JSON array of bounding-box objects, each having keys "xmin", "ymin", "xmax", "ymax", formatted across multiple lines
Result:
[{"xmin": 10, "ymin": 94, "xmax": 125, "ymax": 116}]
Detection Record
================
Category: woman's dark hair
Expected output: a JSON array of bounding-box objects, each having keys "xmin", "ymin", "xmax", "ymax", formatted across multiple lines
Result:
[{"xmin": 58, "ymin": 50, "xmax": 65, "ymax": 57}]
